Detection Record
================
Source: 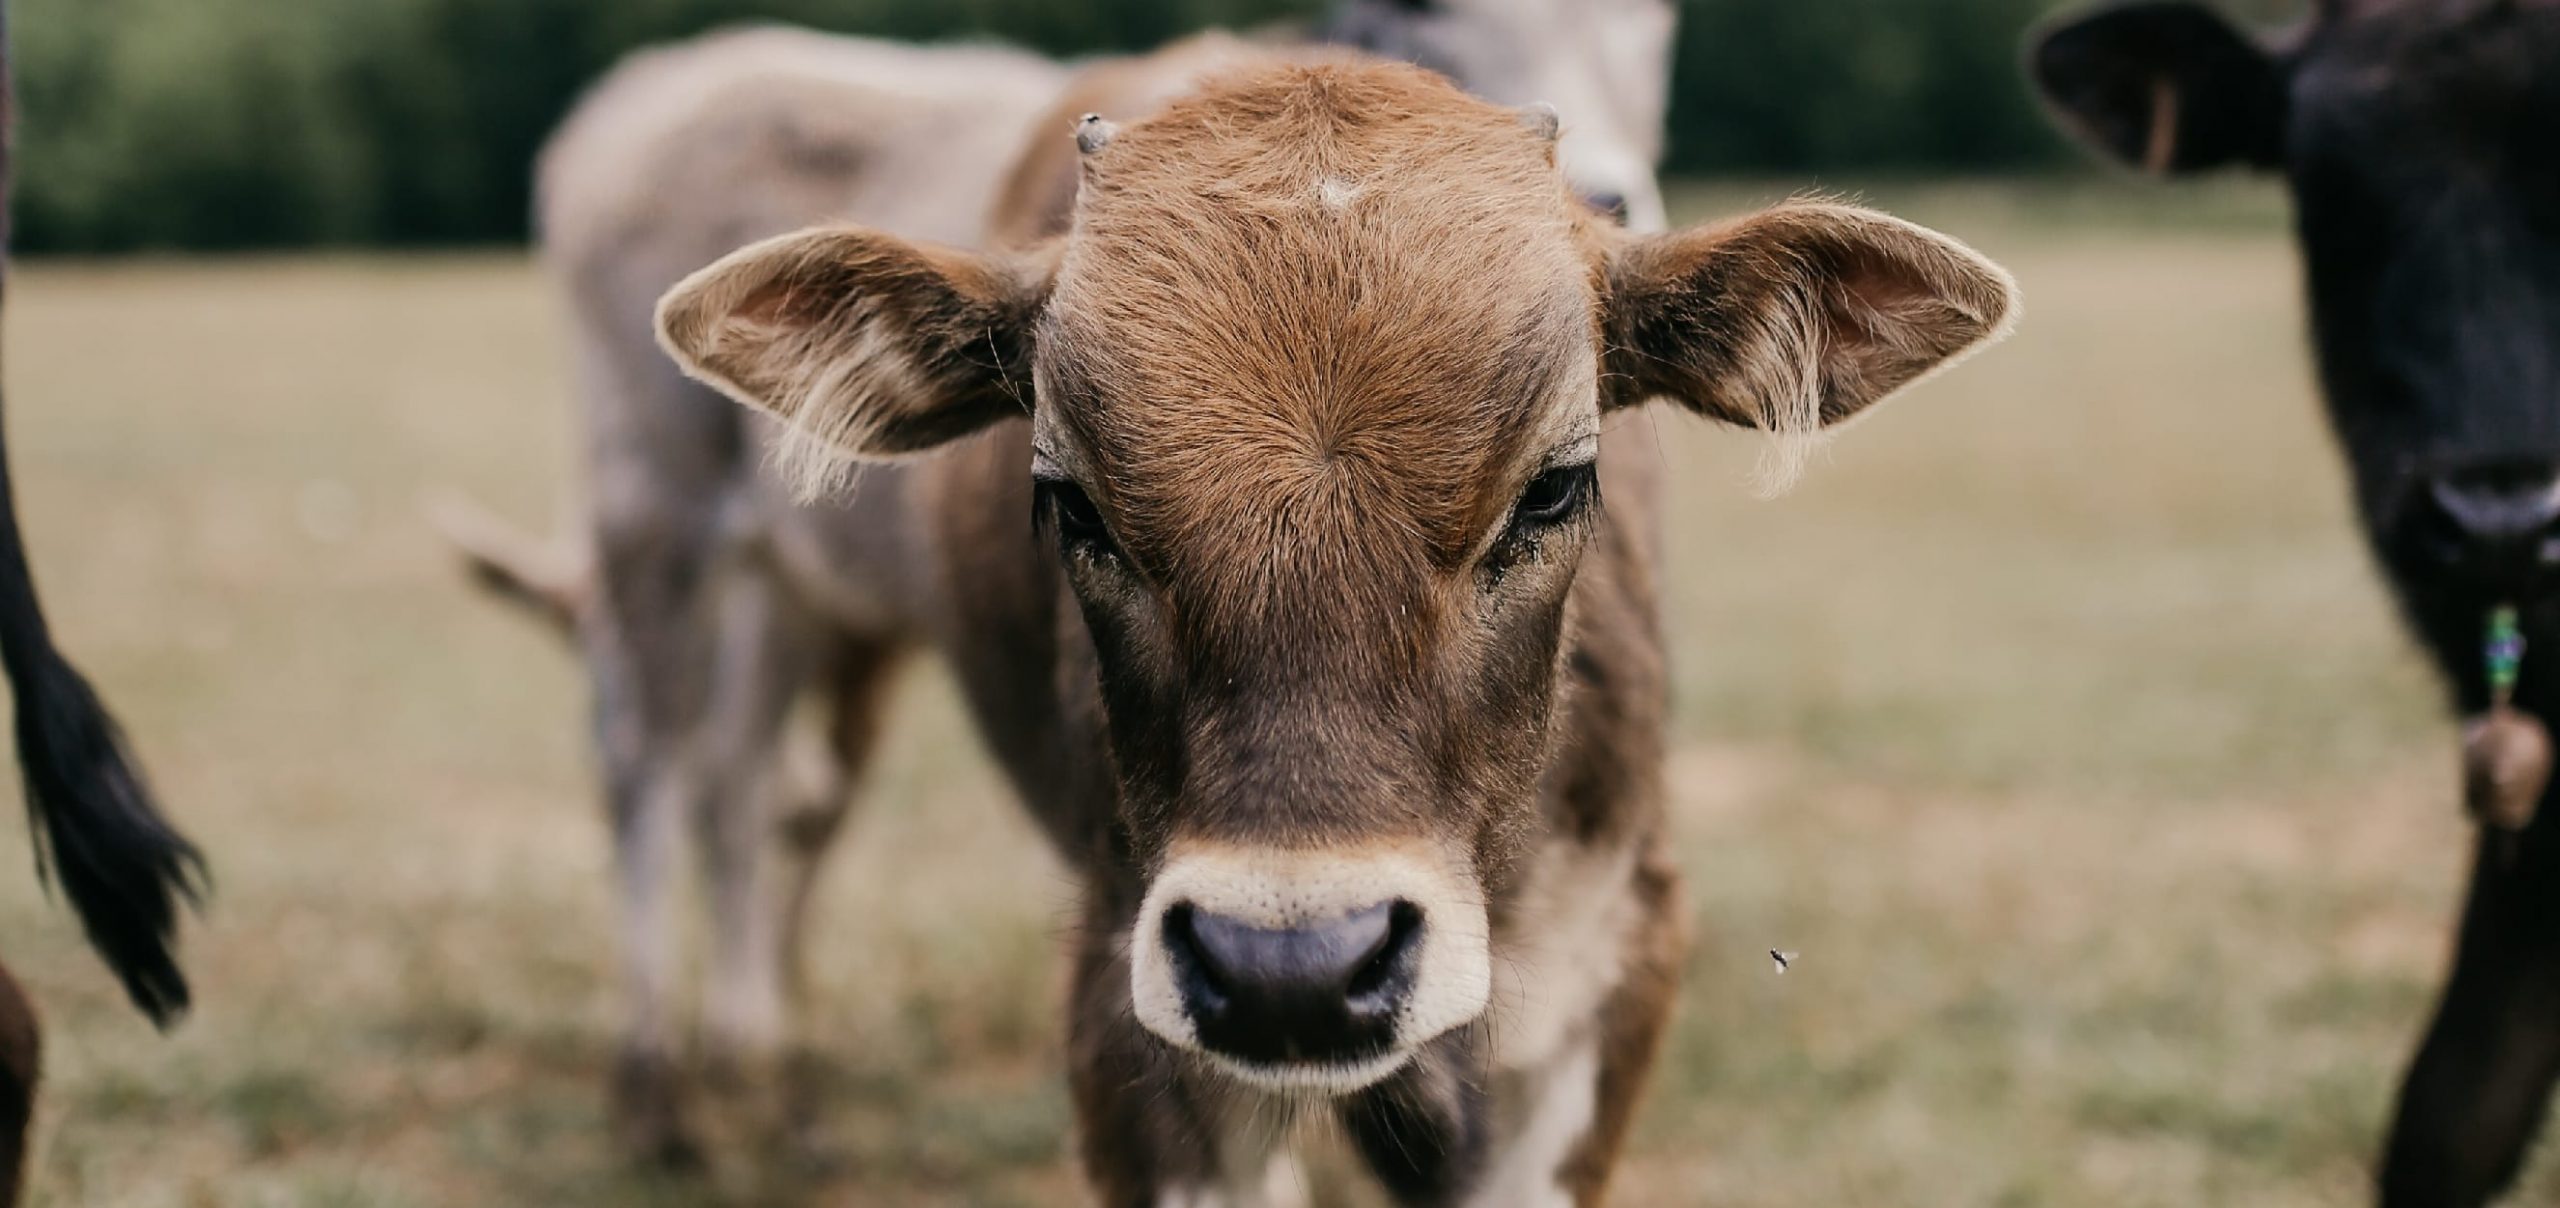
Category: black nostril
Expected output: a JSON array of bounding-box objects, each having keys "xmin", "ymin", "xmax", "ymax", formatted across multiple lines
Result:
[
  {"xmin": 1163, "ymin": 904, "xmax": 1229, "ymax": 1015},
  {"xmin": 1345, "ymin": 901, "xmax": 1423, "ymax": 1009},
  {"xmin": 1580, "ymin": 191, "xmax": 1631, "ymax": 224},
  {"xmin": 1164, "ymin": 900, "xmax": 1420, "ymax": 1066}
]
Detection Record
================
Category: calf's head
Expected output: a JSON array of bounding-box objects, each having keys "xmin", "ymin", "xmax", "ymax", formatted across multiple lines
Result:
[
  {"xmin": 658, "ymin": 61, "xmax": 2012, "ymax": 1093},
  {"xmin": 2035, "ymin": 0, "xmax": 2560, "ymax": 691}
]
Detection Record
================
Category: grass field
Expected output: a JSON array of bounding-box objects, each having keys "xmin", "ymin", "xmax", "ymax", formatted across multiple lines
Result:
[{"xmin": 0, "ymin": 178, "xmax": 2530, "ymax": 1206}]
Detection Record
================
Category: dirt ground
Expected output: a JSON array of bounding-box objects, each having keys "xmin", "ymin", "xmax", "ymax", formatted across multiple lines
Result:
[{"xmin": 0, "ymin": 179, "xmax": 2531, "ymax": 1206}]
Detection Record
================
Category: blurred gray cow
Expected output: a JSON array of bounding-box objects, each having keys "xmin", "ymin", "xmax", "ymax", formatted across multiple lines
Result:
[
  {"xmin": 1323, "ymin": 0, "xmax": 1675, "ymax": 229},
  {"xmin": 436, "ymin": 0, "xmax": 1678, "ymax": 1164}
]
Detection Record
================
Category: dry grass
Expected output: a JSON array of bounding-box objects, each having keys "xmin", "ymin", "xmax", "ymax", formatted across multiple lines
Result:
[{"xmin": 0, "ymin": 178, "xmax": 2529, "ymax": 1205}]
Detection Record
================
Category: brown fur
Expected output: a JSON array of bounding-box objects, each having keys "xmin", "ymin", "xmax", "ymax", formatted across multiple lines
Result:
[{"xmin": 658, "ymin": 53, "xmax": 2014, "ymax": 1202}]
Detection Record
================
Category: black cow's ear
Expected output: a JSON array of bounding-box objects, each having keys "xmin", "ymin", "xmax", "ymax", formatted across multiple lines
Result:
[{"xmin": 2029, "ymin": 2, "xmax": 2288, "ymax": 175}]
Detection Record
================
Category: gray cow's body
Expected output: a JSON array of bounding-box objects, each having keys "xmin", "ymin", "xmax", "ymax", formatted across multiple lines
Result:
[
  {"xmin": 513, "ymin": 27, "xmax": 1070, "ymax": 1158},
  {"xmin": 448, "ymin": 5, "xmax": 1680, "ymax": 1162}
]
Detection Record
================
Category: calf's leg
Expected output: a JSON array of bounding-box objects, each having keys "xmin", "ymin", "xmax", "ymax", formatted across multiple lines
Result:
[
  {"xmin": 749, "ymin": 642, "xmax": 905, "ymax": 1146},
  {"xmin": 2381, "ymin": 826, "xmax": 2560, "ymax": 1208},
  {"xmin": 769, "ymin": 639, "xmax": 905, "ymax": 1037},
  {"xmin": 1554, "ymin": 853, "xmax": 1684, "ymax": 1206},
  {"xmin": 1416, "ymin": 850, "xmax": 1681, "ymax": 1208}
]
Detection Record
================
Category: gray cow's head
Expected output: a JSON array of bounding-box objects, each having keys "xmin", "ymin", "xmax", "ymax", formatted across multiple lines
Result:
[{"xmin": 1324, "ymin": 0, "xmax": 1678, "ymax": 230}]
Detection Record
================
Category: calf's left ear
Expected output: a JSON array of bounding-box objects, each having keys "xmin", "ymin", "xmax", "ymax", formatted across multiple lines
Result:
[{"xmin": 1602, "ymin": 203, "xmax": 2018, "ymax": 430}]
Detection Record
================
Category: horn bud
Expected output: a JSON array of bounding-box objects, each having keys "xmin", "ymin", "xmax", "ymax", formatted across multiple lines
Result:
[
  {"xmin": 1517, "ymin": 102, "xmax": 1561, "ymax": 143},
  {"xmin": 1075, "ymin": 113, "xmax": 1119, "ymax": 155}
]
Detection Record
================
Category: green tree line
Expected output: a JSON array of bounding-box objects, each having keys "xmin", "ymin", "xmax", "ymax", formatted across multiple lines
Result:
[{"xmin": 11, "ymin": 0, "xmax": 2302, "ymax": 252}]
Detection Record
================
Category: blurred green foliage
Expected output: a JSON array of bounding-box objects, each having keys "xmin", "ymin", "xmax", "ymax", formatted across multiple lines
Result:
[{"xmin": 10, "ymin": 0, "xmax": 2306, "ymax": 251}]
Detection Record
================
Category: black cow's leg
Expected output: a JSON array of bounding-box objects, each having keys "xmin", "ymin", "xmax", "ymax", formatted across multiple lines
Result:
[
  {"xmin": 0, "ymin": 958, "xmax": 39, "ymax": 1208},
  {"xmin": 2381, "ymin": 827, "xmax": 2560, "ymax": 1208}
]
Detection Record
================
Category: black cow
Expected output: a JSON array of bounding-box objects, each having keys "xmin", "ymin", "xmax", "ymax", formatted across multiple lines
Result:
[{"xmin": 2032, "ymin": 1, "xmax": 2560, "ymax": 1204}]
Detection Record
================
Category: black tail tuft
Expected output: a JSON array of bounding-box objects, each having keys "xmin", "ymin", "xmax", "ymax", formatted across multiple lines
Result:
[
  {"xmin": 0, "ymin": 0, "xmax": 204, "ymax": 1029},
  {"xmin": 0, "ymin": 0, "xmax": 202, "ymax": 1030},
  {"xmin": 14, "ymin": 651, "xmax": 203, "ymax": 1027}
]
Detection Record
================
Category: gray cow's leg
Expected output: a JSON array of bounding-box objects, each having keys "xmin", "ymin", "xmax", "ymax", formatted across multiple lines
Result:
[
  {"xmin": 693, "ymin": 566, "xmax": 823, "ymax": 1082},
  {"xmin": 574, "ymin": 284, "xmax": 758, "ymax": 1164},
  {"xmin": 600, "ymin": 736, "xmax": 695, "ymax": 1166},
  {"xmin": 587, "ymin": 521, "xmax": 722, "ymax": 1167},
  {"xmin": 2380, "ymin": 822, "xmax": 2560, "ymax": 1208}
]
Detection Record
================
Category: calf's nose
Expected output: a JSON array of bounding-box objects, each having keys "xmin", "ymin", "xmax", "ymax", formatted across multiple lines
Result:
[
  {"xmin": 2422, "ymin": 463, "xmax": 2560, "ymax": 584},
  {"xmin": 1164, "ymin": 900, "xmax": 1420, "ymax": 1066}
]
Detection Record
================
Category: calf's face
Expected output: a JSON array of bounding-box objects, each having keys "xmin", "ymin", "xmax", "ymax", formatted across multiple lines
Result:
[
  {"xmin": 657, "ymin": 62, "xmax": 2012, "ymax": 1094},
  {"xmin": 2035, "ymin": 0, "xmax": 2560, "ymax": 691}
]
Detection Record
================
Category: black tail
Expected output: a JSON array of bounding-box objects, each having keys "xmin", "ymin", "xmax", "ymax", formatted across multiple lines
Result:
[{"xmin": 0, "ymin": 1, "xmax": 202, "ymax": 1028}]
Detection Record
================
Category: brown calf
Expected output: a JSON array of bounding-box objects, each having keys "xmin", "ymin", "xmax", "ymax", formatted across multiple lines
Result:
[{"xmin": 658, "ymin": 51, "xmax": 2015, "ymax": 1203}]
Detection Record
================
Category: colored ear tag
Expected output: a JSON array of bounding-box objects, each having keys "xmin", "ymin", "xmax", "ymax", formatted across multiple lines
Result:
[{"xmin": 2464, "ymin": 605, "xmax": 2551, "ymax": 834}]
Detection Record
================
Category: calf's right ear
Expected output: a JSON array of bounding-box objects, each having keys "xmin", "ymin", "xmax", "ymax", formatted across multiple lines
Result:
[
  {"xmin": 2029, "ymin": 1, "xmax": 2287, "ymax": 175},
  {"xmin": 656, "ymin": 226, "xmax": 1052, "ymax": 493}
]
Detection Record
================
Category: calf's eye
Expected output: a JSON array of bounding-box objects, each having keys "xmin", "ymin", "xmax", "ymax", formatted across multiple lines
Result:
[
  {"xmin": 1036, "ymin": 478, "xmax": 1118, "ymax": 555},
  {"xmin": 1509, "ymin": 463, "xmax": 1597, "ymax": 531}
]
